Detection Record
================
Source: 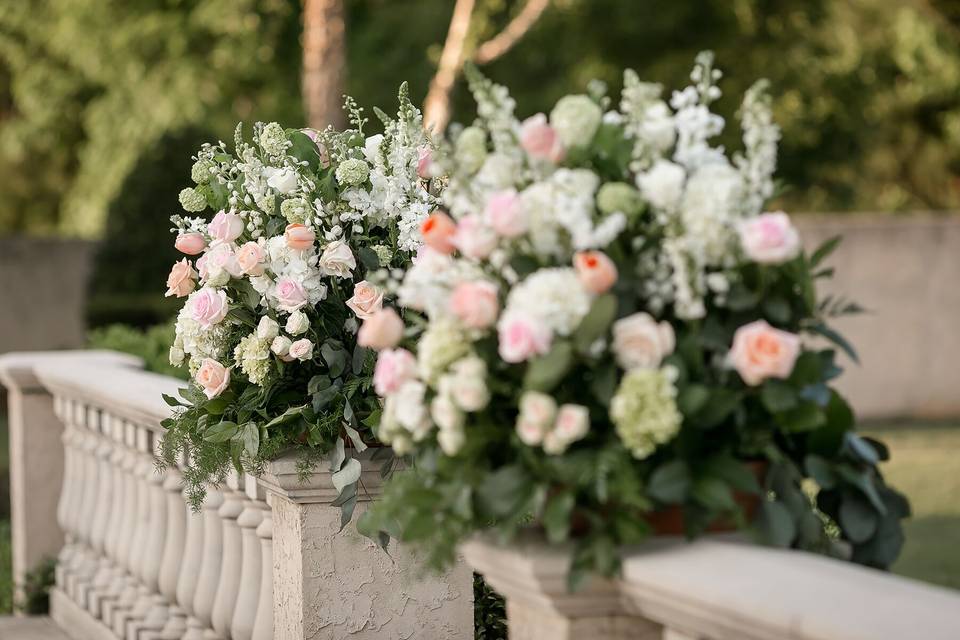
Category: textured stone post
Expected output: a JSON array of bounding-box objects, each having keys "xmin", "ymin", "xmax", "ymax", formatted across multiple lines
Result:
[
  {"xmin": 0, "ymin": 351, "xmax": 140, "ymax": 609},
  {"xmin": 259, "ymin": 451, "xmax": 474, "ymax": 640}
]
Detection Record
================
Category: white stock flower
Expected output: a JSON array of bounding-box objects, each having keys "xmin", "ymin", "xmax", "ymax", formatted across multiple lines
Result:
[{"xmin": 637, "ymin": 160, "xmax": 686, "ymax": 212}]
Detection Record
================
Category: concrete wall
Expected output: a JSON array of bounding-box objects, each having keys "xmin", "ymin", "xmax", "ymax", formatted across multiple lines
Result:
[
  {"xmin": 797, "ymin": 215, "xmax": 960, "ymax": 420},
  {"xmin": 0, "ymin": 237, "xmax": 96, "ymax": 353}
]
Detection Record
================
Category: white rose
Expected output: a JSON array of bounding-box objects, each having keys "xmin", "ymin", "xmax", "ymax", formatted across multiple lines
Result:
[
  {"xmin": 169, "ymin": 345, "xmax": 185, "ymax": 367},
  {"xmin": 519, "ymin": 391, "xmax": 557, "ymax": 428},
  {"xmin": 437, "ymin": 427, "xmax": 465, "ymax": 456},
  {"xmin": 271, "ymin": 336, "xmax": 293, "ymax": 360},
  {"xmin": 738, "ymin": 211, "xmax": 801, "ymax": 264},
  {"xmin": 449, "ymin": 357, "xmax": 490, "ymax": 412},
  {"xmin": 636, "ymin": 159, "xmax": 686, "ymax": 212},
  {"xmin": 553, "ymin": 404, "xmax": 589, "ymax": 443},
  {"xmin": 265, "ymin": 167, "xmax": 299, "ymax": 194},
  {"xmin": 318, "ymin": 240, "xmax": 357, "ymax": 278},
  {"xmin": 288, "ymin": 338, "xmax": 314, "ymax": 361},
  {"xmin": 612, "ymin": 312, "xmax": 676, "ymax": 370},
  {"xmin": 205, "ymin": 267, "xmax": 230, "ymax": 288},
  {"xmin": 431, "ymin": 394, "xmax": 464, "ymax": 432},
  {"xmin": 516, "ymin": 418, "xmax": 547, "ymax": 446},
  {"xmin": 285, "ymin": 310, "xmax": 310, "ymax": 335},
  {"xmin": 257, "ymin": 316, "xmax": 280, "ymax": 341},
  {"xmin": 542, "ymin": 430, "xmax": 568, "ymax": 455},
  {"xmin": 390, "ymin": 381, "xmax": 431, "ymax": 439}
]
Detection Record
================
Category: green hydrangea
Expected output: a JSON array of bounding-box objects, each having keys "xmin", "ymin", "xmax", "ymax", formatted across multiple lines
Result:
[
  {"xmin": 178, "ymin": 187, "xmax": 207, "ymax": 212},
  {"xmin": 550, "ymin": 94, "xmax": 603, "ymax": 148},
  {"xmin": 455, "ymin": 126, "xmax": 487, "ymax": 174},
  {"xmin": 417, "ymin": 320, "xmax": 469, "ymax": 383},
  {"xmin": 280, "ymin": 197, "xmax": 309, "ymax": 224},
  {"xmin": 610, "ymin": 368, "xmax": 682, "ymax": 460},
  {"xmin": 259, "ymin": 122, "xmax": 289, "ymax": 156},
  {"xmin": 234, "ymin": 333, "xmax": 273, "ymax": 386},
  {"xmin": 191, "ymin": 159, "xmax": 215, "ymax": 184},
  {"xmin": 372, "ymin": 244, "xmax": 393, "ymax": 266},
  {"xmin": 335, "ymin": 158, "xmax": 370, "ymax": 186},
  {"xmin": 596, "ymin": 182, "xmax": 644, "ymax": 217}
]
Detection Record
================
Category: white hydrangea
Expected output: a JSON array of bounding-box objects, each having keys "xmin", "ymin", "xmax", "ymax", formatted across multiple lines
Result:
[
  {"xmin": 417, "ymin": 320, "xmax": 469, "ymax": 383},
  {"xmin": 505, "ymin": 268, "xmax": 591, "ymax": 337},
  {"xmin": 636, "ymin": 160, "xmax": 686, "ymax": 214},
  {"xmin": 680, "ymin": 161, "xmax": 745, "ymax": 266},
  {"xmin": 549, "ymin": 95, "xmax": 603, "ymax": 148}
]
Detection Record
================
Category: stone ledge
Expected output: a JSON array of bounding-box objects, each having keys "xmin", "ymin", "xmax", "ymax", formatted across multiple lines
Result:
[{"xmin": 0, "ymin": 350, "xmax": 142, "ymax": 393}]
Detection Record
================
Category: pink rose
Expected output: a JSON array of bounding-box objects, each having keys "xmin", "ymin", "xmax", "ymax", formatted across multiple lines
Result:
[
  {"xmin": 346, "ymin": 280, "xmax": 384, "ymax": 320},
  {"xmin": 416, "ymin": 146, "xmax": 434, "ymax": 179},
  {"xmin": 484, "ymin": 190, "xmax": 527, "ymax": 238},
  {"xmin": 188, "ymin": 288, "xmax": 229, "ymax": 328},
  {"xmin": 498, "ymin": 312, "xmax": 552, "ymax": 363},
  {"xmin": 175, "ymin": 232, "xmax": 207, "ymax": 255},
  {"xmin": 288, "ymin": 338, "xmax": 314, "ymax": 361},
  {"xmin": 195, "ymin": 358, "xmax": 230, "ymax": 399},
  {"xmin": 420, "ymin": 211, "xmax": 457, "ymax": 254},
  {"xmin": 358, "ymin": 308, "xmax": 405, "ymax": 351},
  {"xmin": 235, "ymin": 241, "xmax": 266, "ymax": 276},
  {"xmin": 449, "ymin": 281, "xmax": 499, "ymax": 329},
  {"xmin": 612, "ymin": 312, "xmax": 675, "ymax": 370},
  {"xmin": 197, "ymin": 243, "xmax": 242, "ymax": 282},
  {"xmin": 284, "ymin": 223, "xmax": 315, "ymax": 251},
  {"xmin": 519, "ymin": 113, "xmax": 564, "ymax": 163},
  {"xmin": 208, "ymin": 210, "xmax": 245, "ymax": 244},
  {"xmin": 165, "ymin": 259, "xmax": 197, "ymax": 298},
  {"xmin": 573, "ymin": 250, "xmax": 618, "ymax": 294},
  {"xmin": 728, "ymin": 320, "xmax": 801, "ymax": 386},
  {"xmin": 274, "ymin": 278, "xmax": 307, "ymax": 312},
  {"xmin": 553, "ymin": 404, "xmax": 589, "ymax": 443},
  {"xmin": 453, "ymin": 215, "xmax": 497, "ymax": 259},
  {"xmin": 373, "ymin": 348, "xmax": 417, "ymax": 396},
  {"xmin": 739, "ymin": 212, "xmax": 801, "ymax": 264}
]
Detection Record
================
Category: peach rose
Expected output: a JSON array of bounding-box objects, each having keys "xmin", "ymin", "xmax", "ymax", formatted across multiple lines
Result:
[
  {"xmin": 728, "ymin": 320, "xmax": 801, "ymax": 386},
  {"xmin": 346, "ymin": 280, "xmax": 384, "ymax": 320},
  {"xmin": 373, "ymin": 348, "xmax": 417, "ymax": 396},
  {"xmin": 208, "ymin": 210, "xmax": 244, "ymax": 244},
  {"xmin": 449, "ymin": 281, "xmax": 499, "ymax": 329},
  {"xmin": 739, "ymin": 212, "xmax": 801, "ymax": 264},
  {"xmin": 284, "ymin": 223, "xmax": 315, "ymax": 251},
  {"xmin": 165, "ymin": 259, "xmax": 197, "ymax": 298},
  {"xmin": 274, "ymin": 278, "xmax": 307, "ymax": 312},
  {"xmin": 498, "ymin": 312, "xmax": 552, "ymax": 363},
  {"xmin": 519, "ymin": 113, "xmax": 565, "ymax": 163},
  {"xmin": 235, "ymin": 241, "xmax": 266, "ymax": 276},
  {"xmin": 175, "ymin": 232, "xmax": 206, "ymax": 255},
  {"xmin": 484, "ymin": 190, "xmax": 527, "ymax": 238},
  {"xmin": 188, "ymin": 287, "xmax": 229, "ymax": 328},
  {"xmin": 453, "ymin": 215, "xmax": 497, "ymax": 259},
  {"xmin": 195, "ymin": 358, "xmax": 230, "ymax": 399},
  {"xmin": 612, "ymin": 312, "xmax": 675, "ymax": 370},
  {"xmin": 573, "ymin": 250, "xmax": 618, "ymax": 294},
  {"xmin": 358, "ymin": 307, "xmax": 405, "ymax": 351},
  {"xmin": 420, "ymin": 211, "xmax": 457, "ymax": 254}
]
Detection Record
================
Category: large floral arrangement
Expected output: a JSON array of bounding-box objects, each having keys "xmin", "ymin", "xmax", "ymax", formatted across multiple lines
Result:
[
  {"xmin": 357, "ymin": 56, "xmax": 909, "ymax": 583},
  {"xmin": 159, "ymin": 86, "xmax": 439, "ymax": 510}
]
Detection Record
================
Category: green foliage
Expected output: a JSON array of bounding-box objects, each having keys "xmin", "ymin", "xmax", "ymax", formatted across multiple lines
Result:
[
  {"xmin": 474, "ymin": 574, "xmax": 507, "ymax": 640},
  {"xmin": 87, "ymin": 322, "xmax": 186, "ymax": 380}
]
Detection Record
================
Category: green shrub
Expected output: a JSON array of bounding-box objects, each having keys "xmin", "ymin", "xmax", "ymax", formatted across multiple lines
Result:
[{"xmin": 87, "ymin": 323, "xmax": 186, "ymax": 380}]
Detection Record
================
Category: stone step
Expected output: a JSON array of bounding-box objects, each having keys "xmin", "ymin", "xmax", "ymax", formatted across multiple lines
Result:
[{"xmin": 0, "ymin": 616, "xmax": 71, "ymax": 640}]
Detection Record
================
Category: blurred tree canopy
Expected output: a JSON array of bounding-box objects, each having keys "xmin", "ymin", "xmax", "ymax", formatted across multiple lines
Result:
[{"xmin": 1, "ymin": 0, "xmax": 959, "ymax": 239}]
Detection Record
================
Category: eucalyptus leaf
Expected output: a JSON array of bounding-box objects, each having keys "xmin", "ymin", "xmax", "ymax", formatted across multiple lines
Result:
[
  {"xmin": 241, "ymin": 422, "xmax": 259, "ymax": 458},
  {"xmin": 344, "ymin": 425, "xmax": 369, "ymax": 453},
  {"xmin": 523, "ymin": 341, "xmax": 574, "ymax": 392},
  {"xmin": 647, "ymin": 460, "xmax": 691, "ymax": 504},
  {"xmin": 756, "ymin": 500, "xmax": 797, "ymax": 547},
  {"xmin": 331, "ymin": 457, "xmax": 362, "ymax": 494},
  {"xmin": 573, "ymin": 293, "xmax": 617, "ymax": 352},
  {"xmin": 543, "ymin": 491, "xmax": 575, "ymax": 544},
  {"xmin": 204, "ymin": 421, "xmax": 239, "ymax": 443},
  {"xmin": 839, "ymin": 494, "xmax": 879, "ymax": 543},
  {"xmin": 329, "ymin": 437, "xmax": 346, "ymax": 473}
]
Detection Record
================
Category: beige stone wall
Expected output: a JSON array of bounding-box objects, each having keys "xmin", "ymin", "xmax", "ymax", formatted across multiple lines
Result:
[
  {"xmin": 0, "ymin": 237, "xmax": 97, "ymax": 353},
  {"xmin": 796, "ymin": 214, "xmax": 960, "ymax": 420}
]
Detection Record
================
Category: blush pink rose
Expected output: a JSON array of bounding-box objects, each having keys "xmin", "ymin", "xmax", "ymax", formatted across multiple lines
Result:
[
  {"xmin": 175, "ymin": 232, "xmax": 207, "ymax": 255},
  {"xmin": 728, "ymin": 320, "xmax": 801, "ymax": 386},
  {"xmin": 416, "ymin": 146, "xmax": 434, "ymax": 179},
  {"xmin": 373, "ymin": 348, "xmax": 417, "ymax": 396},
  {"xmin": 274, "ymin": 278, "xmax": 307, "ymax": 312},
  {"xmin": 197, "ymin": 243, "xmax": 242, "ymax": 282},
  {"xmin": 358, "ymin": 308, "xmax": 405, "ymax": 351},
  {"xmin": 189, "ymin": 287, "xmax": 229, "ymax": 328},
  {"xmin": 284, "ymin": 223, "xmax": 315, "ymax": 251},
  {"xmin": 553, "ymin": 404, "xmax": 589, "ymax": 443},
  {"xmin": 195, "ymin": 358, "xmax": 231, "ymax": 399},
  {"xmin": 420, "ymin": 211, "xmax": 458, "ymax": 254},
  {"xmin": 235, "ymin": 241, "xmax": 266, "ymax": 276},
  {"xmin": 573, "ymin": 250, "xmax": 618, "ymax": 294},
  {"xmin": 288, "ymin": 338, "xmax": 314, "ymax": 361},
  {"xmin": 346, "ymin": 280, "xmax": 384, "ymax": 320},
  {"xmin": 498, "ymin": 312, "xmax": 552, "ymax": 363},
  {"xmin": 165, "ymin": 259, "xmax": 197, "ymax": 298},
  {"xmin": 449, "ymin": 281, "xmax": 499, "ymax": 329},
  {"xmin": 208, "ymin": 210, "xmax": 244, "ymax": 244},
  {"xmin": 519, "ymin": 113, "xmax": 565, "ymax": 163},
  {"xmin": 484, "ymin": 190, "xmax": 527, "ymax": 238},
  {"xmin": 739, "ymin": 212, "xmax": 801, "ymax": 264},
  {"xmin": 453, "ymin": 215, "xmax": 498, "ymax": 259}
]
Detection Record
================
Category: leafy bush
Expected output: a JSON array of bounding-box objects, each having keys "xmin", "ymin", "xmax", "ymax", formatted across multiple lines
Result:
[{"xmin": 87, "ymin": 323, "xmax": 185, "ymax": 380}]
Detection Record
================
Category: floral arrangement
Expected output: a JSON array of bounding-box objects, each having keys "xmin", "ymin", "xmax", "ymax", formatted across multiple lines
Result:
[
  {"xmin": 159, "ymin": 86, "xmax": 439, "ymax": 511},
  {"xmin": 357, "ymin": 56, "xmax": 909, "ymax": 583}
]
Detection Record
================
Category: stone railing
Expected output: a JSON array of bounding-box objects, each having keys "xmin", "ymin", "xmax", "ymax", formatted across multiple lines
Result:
[
  {"xmin": 463, "ymin": 534, "xmax": 960, "ymax": 640},
  {"xmin": 0, "ymin": 351, "xmax": 473, "ymax": 640}
]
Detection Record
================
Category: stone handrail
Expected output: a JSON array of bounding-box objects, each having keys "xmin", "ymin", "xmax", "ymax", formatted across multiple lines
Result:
[
  {"xmin": 462, "ymin": 533, "xmax": 960, "ymax": 640},
  {"xmin": 0, "ymin": 350, "xmax": 473, "ymax": 639}
]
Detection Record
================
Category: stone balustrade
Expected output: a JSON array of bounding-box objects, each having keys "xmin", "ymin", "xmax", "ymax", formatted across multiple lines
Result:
[
  {"xmin": 0, "ymin": 351, "xmax": 473, "ymax": 640},
  {"xmin": 462, "ymin": 534, "xmax": 960, "ymax": 640}
]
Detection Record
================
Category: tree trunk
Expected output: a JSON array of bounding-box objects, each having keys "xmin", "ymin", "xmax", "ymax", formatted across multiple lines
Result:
[{"xmin": 302, "ymin": 0, "xmax": 346, "ymax": 130}]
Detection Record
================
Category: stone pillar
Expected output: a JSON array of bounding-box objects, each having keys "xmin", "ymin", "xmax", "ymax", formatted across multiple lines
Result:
[
  {"xmin": 259, "ymin": 451, "xmax": 474, "ymax": 640},
  {"xmin": 0, "ymin": 350, "xmax": 141, "ymax": 609}
]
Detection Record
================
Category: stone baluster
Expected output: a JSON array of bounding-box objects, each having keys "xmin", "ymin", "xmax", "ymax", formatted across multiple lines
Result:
[
  {"xmin": 250, "ymin": 504, "xmax": 273, "ymax": 640},
  {"xmin": 174, "ymin": 478, "xmax": 206, "ymax": 637},
  {"xmin": 53, "ymin": 396, "xmax": 79, "ymax": 590},
  {"xmin": 207, "ymin": 476, "xmax": 245, "ymax": 639},
  {"xmin": 230, "ymin": 475, "xmax": 267, "ymax": 640},
  {"xmin": 182, "ymin": 486, "xmax": 225, "ymax": 639},
  {"xmin": 66, "ymin": 404, "xmax": 102, "ymax": 602},
  {"xmin": 77, "ymin": 410, "xmax": 118, "ymax": 610},
  {"xmin": 102, "ymin": 420, "xmax": 141, "ymax": 626}
]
